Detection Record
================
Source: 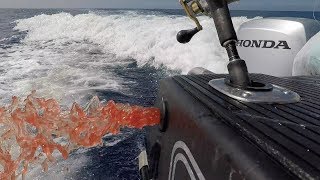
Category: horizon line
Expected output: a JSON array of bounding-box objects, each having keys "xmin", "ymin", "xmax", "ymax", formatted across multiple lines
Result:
[{"xmin": 0, "ymin": 7, "xmax": 319, "ymax": 12}]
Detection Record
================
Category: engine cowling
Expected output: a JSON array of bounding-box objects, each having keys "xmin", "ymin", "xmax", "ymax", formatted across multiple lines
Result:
[{"xmin": 237, "ymin": 17, "xmax": 320, "ymax": 77}]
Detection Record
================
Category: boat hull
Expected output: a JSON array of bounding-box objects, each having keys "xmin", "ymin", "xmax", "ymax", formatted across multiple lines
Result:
[{"xmin": 147, "ymin": 74, "xmax": 320, "ymax": 180}]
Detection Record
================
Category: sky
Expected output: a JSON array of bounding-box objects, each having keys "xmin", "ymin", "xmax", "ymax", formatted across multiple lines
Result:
[{"xmin": 0, "ymin": 0, "xmax": 318, "ymax": 11}]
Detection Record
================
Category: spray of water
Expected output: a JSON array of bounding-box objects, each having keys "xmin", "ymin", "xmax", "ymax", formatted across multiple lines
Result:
[{"xmin": 0, "ymin": 91, "xmax": 160, "ymax": 179}]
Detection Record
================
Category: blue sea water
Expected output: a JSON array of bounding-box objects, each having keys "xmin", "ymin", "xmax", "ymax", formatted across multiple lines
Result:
[{"xmin": 0, "ymin": 8, "xmax": 319, "ymax": 179}]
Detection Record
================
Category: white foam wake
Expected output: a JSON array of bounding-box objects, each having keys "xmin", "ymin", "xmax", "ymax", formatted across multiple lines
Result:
[
  {"xmin": 14, "ymin": 12, "xmax": 255, "ymax": 74},
  {"xmin": 0, "ymin": 11, "xmax": 258, "ymax": 179},
  {"xmin": 0, "ymin": 11, "xmax": 256, "ymax": 105}
]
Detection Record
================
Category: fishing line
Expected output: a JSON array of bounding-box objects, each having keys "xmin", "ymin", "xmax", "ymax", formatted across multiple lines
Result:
[{"xmin": 313, "ymin": 0, "xmax": 320, "ymax": 25}]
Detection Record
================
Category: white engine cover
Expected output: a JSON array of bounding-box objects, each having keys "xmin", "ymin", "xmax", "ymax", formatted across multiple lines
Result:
[
  {"xmin": 293, "ymin": 31, "xmax": 320, "ymax": 76},
  {"xmin": 237, "ymin": 18, "xmax": 320, "ymax": 77}
]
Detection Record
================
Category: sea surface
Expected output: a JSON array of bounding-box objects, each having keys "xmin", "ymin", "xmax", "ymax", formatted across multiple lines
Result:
[{"xmin": 0, "ymin": 9, "xmax": 319, "ymax": 179}]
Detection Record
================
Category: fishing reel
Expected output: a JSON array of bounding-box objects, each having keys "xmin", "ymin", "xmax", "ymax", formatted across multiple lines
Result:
[
  {"xmin": 177, "ymin": 0, "xmax": 237, "ymax": 44},
  {"xmin": 176, "ymin": 0, "xmax": 207, "ymax": 43}
]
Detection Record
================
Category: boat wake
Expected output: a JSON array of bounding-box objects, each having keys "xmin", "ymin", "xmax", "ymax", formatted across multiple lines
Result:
[
  {"xmin": 0, "ymin": 10, "xmax": 259, "ymax": 179},
  {"xmin": 13, "ymin": 11, "xmax": 256, "ymax": 74}
]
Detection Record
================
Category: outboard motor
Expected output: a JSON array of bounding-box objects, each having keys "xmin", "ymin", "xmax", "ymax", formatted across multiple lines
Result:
[
  {"xmin": 139, "ymin": 0, "xmax": 320, "ymax": 180},
  {"xmin": 237, "ymin": 18, "xmax": 320, "ymax": 77}
]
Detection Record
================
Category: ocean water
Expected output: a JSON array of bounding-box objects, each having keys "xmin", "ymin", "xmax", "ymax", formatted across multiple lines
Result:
[{"xmin": 0, "ymin": 8, "xmax": 319, "ymax": 179}]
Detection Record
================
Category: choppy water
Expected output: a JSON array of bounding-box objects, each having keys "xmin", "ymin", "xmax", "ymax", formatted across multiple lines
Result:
[{"xmin": 0, "ymin": 8, "xmax": 318, "ymax": 179}]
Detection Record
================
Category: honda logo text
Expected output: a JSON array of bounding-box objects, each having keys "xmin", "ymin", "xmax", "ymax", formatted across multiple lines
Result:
[{"xmin": 237, "ymin": 40, "xmax": 291, "ymax": 49}]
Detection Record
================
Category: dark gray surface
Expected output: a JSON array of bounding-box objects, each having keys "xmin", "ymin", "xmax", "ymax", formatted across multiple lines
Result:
[{"xmin": 174, "ymin": 73, "xmax": 320, "ymax": 179}]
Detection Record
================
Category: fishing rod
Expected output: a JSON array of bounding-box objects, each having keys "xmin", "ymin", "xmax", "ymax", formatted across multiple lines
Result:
[
  {"xmin": 178, "ymin": 0, "xmax": 253, "ymax": 89},
  {"xmin": 176, "ymin": 0, "xmax": 299, "ymax": 103}
]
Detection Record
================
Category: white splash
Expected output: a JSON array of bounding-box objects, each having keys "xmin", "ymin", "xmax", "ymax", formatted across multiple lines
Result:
[
  {"xmin": 14, "ymin": 12, "xmax": 254, "ymax": 74},
  {"xmin": 0, "ymin": 11, "xmax": 256, "ymax": 105},
  {"xmin": 0, "ymin": 10, "xmax": 258, "ymax": 179}
]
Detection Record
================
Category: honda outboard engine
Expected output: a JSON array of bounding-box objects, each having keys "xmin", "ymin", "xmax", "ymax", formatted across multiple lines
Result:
[
  {"xmin": 139, "ymin": 0, "xmax": 320, "ymax": 180},
  {"xmin": 237, "ymin": 18, "xmax": 320, "ymax": 77},
  {"xmin": 293, "ymin": 31, "xmax": 320, "ymax": 76}
]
